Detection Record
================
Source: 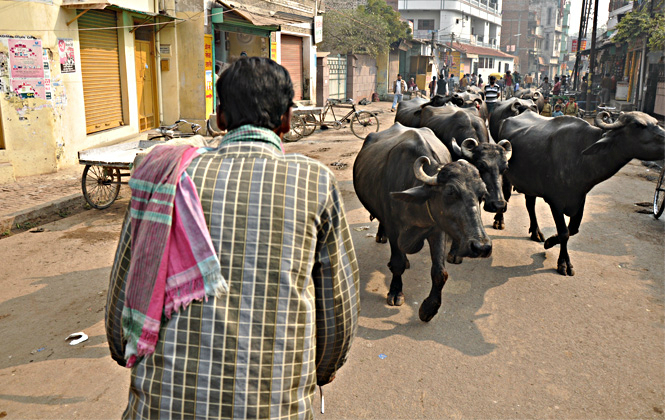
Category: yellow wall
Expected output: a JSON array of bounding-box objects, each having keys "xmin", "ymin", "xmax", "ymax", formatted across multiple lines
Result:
[
  {"xmin": 176, "ymin": 11, "xmax": 206, "ymax": 124},
  {"xmin": 0, "ymin": 0, "xmax": 175, "ymax": 182}
]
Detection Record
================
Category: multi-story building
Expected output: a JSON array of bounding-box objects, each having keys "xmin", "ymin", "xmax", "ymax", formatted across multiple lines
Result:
[{"xmin": 559, "ymin": 1, "xmax": 571, "ymax": 76}]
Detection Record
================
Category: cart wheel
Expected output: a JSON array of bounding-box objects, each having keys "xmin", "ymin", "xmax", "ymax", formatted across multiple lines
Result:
[
  {"xmin": 654, "ymin": 167, "xmax": 665, "ymax": 219},
  {"xmin": 302, "ymin": 113, "xmax": 317, "ymax": 136},
  {"xmin": 284, "ymin": 114, "xmax": 305, "ymax": 142},
  {"xmin": 82, "ymin": 165, "xmax": 121, "ymax": 210},
  {"xmin": 351, "ymin": 111, "xmax": 380, "ymax": 139}
]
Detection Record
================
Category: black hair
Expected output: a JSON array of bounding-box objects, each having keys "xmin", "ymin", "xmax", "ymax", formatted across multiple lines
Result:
[{"xmin": 216, "ymin": 57, "xmax": 294, "ymax": 131}]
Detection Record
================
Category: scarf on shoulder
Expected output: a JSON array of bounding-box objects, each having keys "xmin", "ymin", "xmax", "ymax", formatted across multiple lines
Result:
[{"xmin": 122, "ymin": 144, "xmax": 227, "ymax": 368}]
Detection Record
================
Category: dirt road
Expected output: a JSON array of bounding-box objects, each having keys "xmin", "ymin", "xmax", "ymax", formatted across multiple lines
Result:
[{"xmin": 0, "ymin": 100, "xmax": 663, "ymax": 418}]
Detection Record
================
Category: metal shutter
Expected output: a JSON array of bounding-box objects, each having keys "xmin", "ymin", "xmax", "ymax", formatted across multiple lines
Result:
[
  {"xmin": 281, "ymin": 35, "xmax": 303, "ymax": 101},
  {"xmin": 79, "ymin": 9, "xmax": 124, "ymax": 134}
]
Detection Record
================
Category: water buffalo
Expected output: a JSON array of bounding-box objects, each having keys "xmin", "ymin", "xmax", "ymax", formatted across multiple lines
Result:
[
  {"xmin": 455, "ymin": 91, "xmax": 489, "ymax": 121},
  {"xmin": 353, "ymin": 123, "xmax": 492, "ymax": 321},
  {"xmin": 488, "ymin": 98, "xmax": 538, "ymax": 141},
  {"xmin": 515, "ymin": 88, "xmax": 545, "ymax": 112},
  {"xmin": 394, "ymin": 96, "xmax": 463, "ymax": 128},
  {"xmin": 493, "ymin": 110, "xmax": 665, "ymax": 276}
]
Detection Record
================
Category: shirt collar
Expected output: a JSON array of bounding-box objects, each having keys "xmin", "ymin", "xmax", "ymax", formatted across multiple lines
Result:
[{"xmin": 220, "ymin": 124, "xmax": 284, "ymax": 153}]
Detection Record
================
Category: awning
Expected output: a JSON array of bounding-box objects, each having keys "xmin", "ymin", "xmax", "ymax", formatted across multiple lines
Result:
[
  {"xmin": 212, "ymin": 1, "xmax": 311, "ymax": 36},
  {"xmin": 62, "ymin": 0, "xmax": 179, "ymax": 27}
]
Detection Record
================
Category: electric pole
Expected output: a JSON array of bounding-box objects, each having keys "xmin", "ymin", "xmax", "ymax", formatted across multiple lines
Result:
[{"xmin": 586, "ymin": 0, "xmax": 600, "ymax": 112}]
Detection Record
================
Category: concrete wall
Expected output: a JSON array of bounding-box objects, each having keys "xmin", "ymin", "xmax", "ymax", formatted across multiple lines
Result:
[
  {"xmin": 346, "ymin": 54, "xmax": 376, "ymax": 101},
  {"xmin": 0, "ymin": 0, "xmax": 184, "ymax": 182},
  {"xmin": 316, "ymin": 55, "xmax": 330, "ymax": 107}
]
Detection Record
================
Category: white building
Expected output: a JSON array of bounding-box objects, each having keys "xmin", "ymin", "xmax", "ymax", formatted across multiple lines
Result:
[{"xmin": 399, "ymin": 0, "xmax": 503, "ymax": 49}]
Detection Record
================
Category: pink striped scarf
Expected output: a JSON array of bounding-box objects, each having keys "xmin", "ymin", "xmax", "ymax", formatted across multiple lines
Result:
[{"xmin": 122, "ymin": 145, "xmax": 227, "ymax": 368}]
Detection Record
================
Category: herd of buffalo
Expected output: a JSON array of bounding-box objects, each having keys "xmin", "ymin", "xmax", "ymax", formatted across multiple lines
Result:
[{"xmin": 351, "ymin": 89, "xmax": 665, "ymax": 322}]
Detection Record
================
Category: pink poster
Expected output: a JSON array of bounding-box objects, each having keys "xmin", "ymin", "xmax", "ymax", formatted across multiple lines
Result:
[
  {"xmin": 8, "ymin": 38, "xmax": 44, "ymax": 79},
  {"xmin": 58, "ymin": 38, "xmax": 76, "ymax": 73},
  {"xmin": 11, "ymin": 79, "xmax": 47, "ymax": 99}
]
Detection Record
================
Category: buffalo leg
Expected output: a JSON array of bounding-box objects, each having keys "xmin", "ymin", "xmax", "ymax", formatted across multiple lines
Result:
[
  {"xmin": 420, "ymin": 232, "xmax": 449, "ymax": 322},
  {"xmin": 493, "ymin": 178, "xmax": 513, "ymax": 230},
  {"xmin": 526, "ymin": 195, "xmax": 545, "ymax": 242},
  {"xmin": 544, "ymin": 199, "xmax": 586, "ymax": 248},
  {"xmin": 386, "ymin": 236, "xmax": 407, "ymax": 306},
  {"xmin": 375, "ymin": 222, "xmax": 388, "ymax": 244},
  {"xmin": 547, "ymin": 207, "xmax": 574, "ymax": 276}
]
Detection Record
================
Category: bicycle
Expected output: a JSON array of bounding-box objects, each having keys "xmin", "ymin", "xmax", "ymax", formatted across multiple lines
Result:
[
  {"xmin": 654, "ymin": 165, "xmax": 665, "ymax": 219},
  {"xmin": 148, "ymin": 119, "xmax": 202, "ymax": 140},
  {"xmin": 284, "ymin": 98, "xmax": 380, "ymax": 141}
]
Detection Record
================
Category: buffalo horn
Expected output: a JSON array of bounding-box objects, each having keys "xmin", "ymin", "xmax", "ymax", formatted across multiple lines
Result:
[
  {"xmin": 460, "ymin": 138, "xmax": 478, "ymax": 159},
  {"xmin": 413, "ymin": 156, "xmax": 438, "ymax": 186},
  {"xmin": 207, "ymin": 119, "xmax": 223, "ymax": 137},
  {"xmin": 533, "ymin": 91, "xmax": 541, "ymax": 100},
  {"xmin": 497, "ymin": 139, "xmax": 512, "ymax": 160},
  {"xmin": 595, "ymin": 111, "xmax": 626, "ymax": 130}
]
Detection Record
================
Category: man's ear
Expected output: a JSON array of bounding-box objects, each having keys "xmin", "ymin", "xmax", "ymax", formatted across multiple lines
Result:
[
  {"xmin": 216, "ymin": 105, "xmax": 227, "ymax": 131},
  {"xmin": 275, "ymin": 107, "xmax": 292, "ymax": 139},
  {"xmin": 390, "ymin": 186, "xmax": 433, "ymax": 204}
]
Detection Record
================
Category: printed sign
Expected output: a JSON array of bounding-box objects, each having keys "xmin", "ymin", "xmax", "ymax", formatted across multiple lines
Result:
[
  {"xmin": 571, "ymin": 39, "xmax": 578, "ymax": 53},
  {"xmin": 314, "ymin": 16, "xmax": 323, "ymax": 44},
  {"xmin": 11, "ymin": 79, "xmax": 47, "ymax": 99},
  {"xmin": 8, "ymin": 38, "xmax": 44, "ymax": 79},
  {"xmin": 204, "ymin": 34, "xmax": 213, "ymax": 118},
  {"xmin": 159, "ymin": 44, "xmax": 171, "ymax": 56},
  {"xmin": 43, "ymin": 49, "xmax": 52, "ymax": 100},
  {"xmin": 58, "ymin": 38, "xmax": 76, "ymax": 73}
]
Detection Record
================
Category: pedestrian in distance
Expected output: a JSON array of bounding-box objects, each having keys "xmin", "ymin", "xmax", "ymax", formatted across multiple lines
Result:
[
  {"xmin": 478, "ymin": 74, "xmax": 483, "ymax": 88},
  {"xmin": 552, "ymin": 76, "xmax": 561, "ymax": 97},
  {"xmin": 106, "ymin": 56, "xmax": 361, "ymax": 418},
  {"xmin": 525, "ymin": 73, "xmax": 533, "ymax": 88},
  {"xmin": 539, "ymin": 76, "xmax": 551, "ymax": 97},
  {"xmin": 541, "ymin": 95, "xmax": 552, "ymax": 117},
  {"xmin": 407, "ymin": 77, "xmax": 418, "ymax": 92},
  {"xmin": 552, "ymin": 104, "xmax": 564, "ymax": 117},
  {"xmin": 600, "ymin": 73, "xmax": 612, "ymax": 105},
  {"xmin": 428, "ymin": 76, "xmax": 437, "ymax": 98},
  {"xmin": 484, "ymin": 75, "xmax": 500, "ymax": 115},
  {"xmin": 504, "ymin": 70, "xmax": 514, "ymax": 98},
  {"xmin": 392, "ymin": 73, "xmax": 407, "ymax": 112},
  {"xmin": 460, "ymin": 73, "xmax": 468, "ymax": 89},
  {"xmin": 564, "ymin": 95, "xmax": 579, "ymax": 116},
  {"xmin": 448, "ymin": 73, "xmax": 456, "ymax": 94},
  {"xmin": 437, "ymin": 74, "xmax": 447, "ymax": 96}
]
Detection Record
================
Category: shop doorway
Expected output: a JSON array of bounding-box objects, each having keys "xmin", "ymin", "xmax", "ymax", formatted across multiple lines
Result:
[{"xmin": 134, "ymin": 26, "xmax": 158, "ymax": 131}]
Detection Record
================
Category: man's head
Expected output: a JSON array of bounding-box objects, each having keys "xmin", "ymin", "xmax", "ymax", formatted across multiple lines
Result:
[
  {"xmin": 544, "ymin": 77, "xmax": 549, "ymax": 82},
  {"xmin": 432, "ymin": 76, "xmax": 437, "ymax": 81},
  {"xmin": 489, "ymin": 75, "xmax": 496, "ymax": 84},
  {"xmin": 568, "ymin": 95, "xmax": 575, "ymax": 102},
  {"xmin": 556, "ymin": 98, "xmax": 563, "ymax": 104},
  {"xmin": 216, "ymin": 57, "xmax": 293, "ymax": 135},
  {"xmin": 450, "ymin": 74, "xmax": 454, "ymax": 78},
  {"xmin": 555, "ymin": 76, "xmax": 560, "ymax": 82},
  {"xmin": 397, "ymin": 74, "xmax": 403, "ymax": 80},
  {"xmin": 555, "ymin": 104, "xmax": 561, "ymax": 111}
]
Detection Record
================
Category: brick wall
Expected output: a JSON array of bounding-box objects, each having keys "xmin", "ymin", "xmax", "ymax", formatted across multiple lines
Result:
[{"xmin": 346, "ymin": 54, "xmax": 377, "ymax": 101}]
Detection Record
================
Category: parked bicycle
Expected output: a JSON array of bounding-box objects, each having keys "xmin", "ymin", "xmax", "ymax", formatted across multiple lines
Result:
[{"xmin": 284, "ymin": 98, "xmax": 379, "ymax": 141}]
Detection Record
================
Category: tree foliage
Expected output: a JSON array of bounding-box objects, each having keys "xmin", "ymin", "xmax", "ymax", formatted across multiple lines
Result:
[
  {"xmin": 319, "ymin": 0, "xmax": 411, "ymax": 57},
  {"xmin": 614, "ymin": 5, "xmax": 665, "ymax": 51}
]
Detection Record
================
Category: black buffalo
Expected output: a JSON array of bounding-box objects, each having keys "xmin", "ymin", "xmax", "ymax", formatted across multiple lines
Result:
[
  {"xmin": 488, "ymin": 98, "xmax": 538, "ymax": 142},
  {"xmin": 493, "ymin": 110, "xmax": 665, "ymax": 275},
  {"xmin": 394, "ymin": 96, "xmax": 463, "ymax": 128},
  {"xmin": 353, "ymin": 123, "xmax": 492, "ymax": 321}
]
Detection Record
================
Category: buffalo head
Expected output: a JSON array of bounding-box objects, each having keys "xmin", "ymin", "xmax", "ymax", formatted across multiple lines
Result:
[
  {"xmin": 587, "ymin": 111, "xmax": 665, "ymax": 161},
  {"xmin": 391, "ymin": 157, "xmax": 492, "ymax": 259}
]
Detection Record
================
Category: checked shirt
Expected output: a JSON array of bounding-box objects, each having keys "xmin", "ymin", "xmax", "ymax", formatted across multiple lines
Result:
[{"xmin": 106, "ymin": 125, "xmax": 360, "ymax": 419}]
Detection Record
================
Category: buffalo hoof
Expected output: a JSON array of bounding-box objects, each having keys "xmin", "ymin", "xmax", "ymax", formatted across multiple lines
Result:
[
  {"xmin": 544, "ymin": 235, "xmax": 559, "ymax": 249},
  {"xmin": 387, "ymin": 291, "xmax": 405, "ymax": 306},
  {"xmin": 418, "ymin": 299, "xmax": 441, "ymax": 322},
  {"xmin": 447, "ymin": 252, "xmax": 463, "ymax": 264},
  {"xmin": 529, "ymin": 228, "xmax": 545, "ymax": 242},
  {"xmin": 557, "ymin": 261, "xmax": 575, "ymax": 276},
  {"xmin": 492, "ymin": 219, "xmax": 505, "ymax": 230},
  {"xmin": 375, "ymin": 234, "xmax": 387, "ymax": 244},
  {"xmin": 405, "ymin": 258, "xmax": 410, "ymax": 269}
]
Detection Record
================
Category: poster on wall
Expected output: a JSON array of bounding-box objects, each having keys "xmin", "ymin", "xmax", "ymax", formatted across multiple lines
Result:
[
  {"xmin": 58, "ymin": 38, "xmax": 76, "ymax": 73},
  {"xmin": 11, "ymin": 79, "xmax": 47, "ymax": 99},
  {"xmin": 43, "ymin": 49, "xmax": 52, "ymax": 100},
  {"xmin": 8, "ymin": 38, "xmax": 44, "ymax": 79}
]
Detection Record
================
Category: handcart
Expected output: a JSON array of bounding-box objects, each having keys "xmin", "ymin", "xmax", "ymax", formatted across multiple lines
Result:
[{"xmin": 77, "ymin": 140, "xmax": 165, "ymax": 209}]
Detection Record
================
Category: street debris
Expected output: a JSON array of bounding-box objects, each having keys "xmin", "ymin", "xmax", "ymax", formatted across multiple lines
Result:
[
  {"xmin": 329, "ymin": 162, "xmax": 348, "ymax": 170},
  {"xmin": 353, "ymin": 226, "xmax": 370, "ymax": 231},
  {"xmin": 66, "ymin": 332, "xmax": 89, "ymax": 346},
  {"xmin": 378, "ymin": 353, "xmax": 387, "ymax": 360},
  {"xmin": 29, "ymin": 227, "xmax": 45, "ymax": 233},
  {"xmin": 365, "ymin": 233, "xmax": 376, "ymax": 238}
]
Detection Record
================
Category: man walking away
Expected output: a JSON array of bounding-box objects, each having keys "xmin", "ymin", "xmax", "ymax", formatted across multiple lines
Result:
[
  {"xmin": 504, "ymin": 70, "xmax": 514, "ymax": 98},
  {"xmin": 552, "ymin": 76, "xmax": 561, "ymax": 97},
  {"xmin": 525, "ymin": 73, "xmax": 533, "ymax": 88},
  {"xmin": 429, "ymin": 76, "xmax": 437, "ymax": 98},
  {"xmin": 484, "ymin": 75, "xmax": 500, "ymax": 115},
  {"xmin": 448, "ymin": 73, "xmax": 456, "ymax": 94},
  {"xmin": 600, "ymin": 73, "xmax": 612, "ymax": 105},
  {"xmin": 106, "ymin": 57, "xmax": 361, "ymax": 419},
  {"xmin": 392, "ymin": 73, "xmax": 407, "ymax": 111}
]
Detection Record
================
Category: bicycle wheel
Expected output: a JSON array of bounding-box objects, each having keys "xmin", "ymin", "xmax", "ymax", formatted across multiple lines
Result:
[
  {"xmin": 284, "ymin": 114, "xmax": 305, "ymax": 142},
  {"xmin": 351, "ymin": 111, "xmax": 380, "ymax": 139},
  {"xmin": 654, "ymin": 167, "xmax": 665, "ymax": 219},
  {"xmin": 301, "ymin": 113, "xmax": 317, "ymax": 136},
  {"xmin": 82, "ymin": 165, "xmax": 121, "ymax": 210}
]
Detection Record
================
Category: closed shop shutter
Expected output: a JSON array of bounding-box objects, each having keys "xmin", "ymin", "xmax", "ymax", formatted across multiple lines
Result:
[
  {"xmin": 79, "ymin": 9, "xmax": 124, "ymax": 134},
  {"xmin": 281, "ymin": 35, "xmax": 303, "ymax": 101}
]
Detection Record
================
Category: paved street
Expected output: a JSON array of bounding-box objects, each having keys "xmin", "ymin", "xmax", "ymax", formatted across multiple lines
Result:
[{"xmin": 0, "ymin": 101, "xmax": 663, "ymax": 418}]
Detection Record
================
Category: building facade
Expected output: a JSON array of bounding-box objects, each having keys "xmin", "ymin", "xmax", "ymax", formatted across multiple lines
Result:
[{"xmin": 0, "ymin": 0, "xmax": 320, "ymax": 183}]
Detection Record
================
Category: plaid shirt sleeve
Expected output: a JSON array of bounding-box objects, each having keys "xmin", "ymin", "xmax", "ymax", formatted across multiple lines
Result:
[
  {"xmin": 313, "ymin": 175, "xmax": 360, "ymax": 386},
  {"xmin": 105, "ymin": 205, "xmax": 131, "ymax": 367}
]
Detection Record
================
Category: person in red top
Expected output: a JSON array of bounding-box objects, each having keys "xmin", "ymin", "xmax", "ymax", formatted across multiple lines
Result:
[
  {"xmin": 504, "ymin": 70, "xmax": 514, "ymax": 98},
  {"xmin": 552, "ymin": 76, "xmax": 561, "ymax": 97}
]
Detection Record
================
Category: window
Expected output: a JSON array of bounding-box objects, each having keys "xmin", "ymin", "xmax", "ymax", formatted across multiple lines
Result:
[
  {"xmin": 547, "ymin": 8, "xmax": 552, "ymax": 25},
  {"xmin": 489, "ymin": 57, "xmax": 494, "ymax": 68},
  {"xmin": 418, "ymin": 19, "xmax": 434, "ymax": 30},
  {"xmin": 545, "ymin": 35, "xmax": 550, "ymax": 50},
  {"xmin": 505, "ymin": 63, "xmax": 510, "ymax": 72}
]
